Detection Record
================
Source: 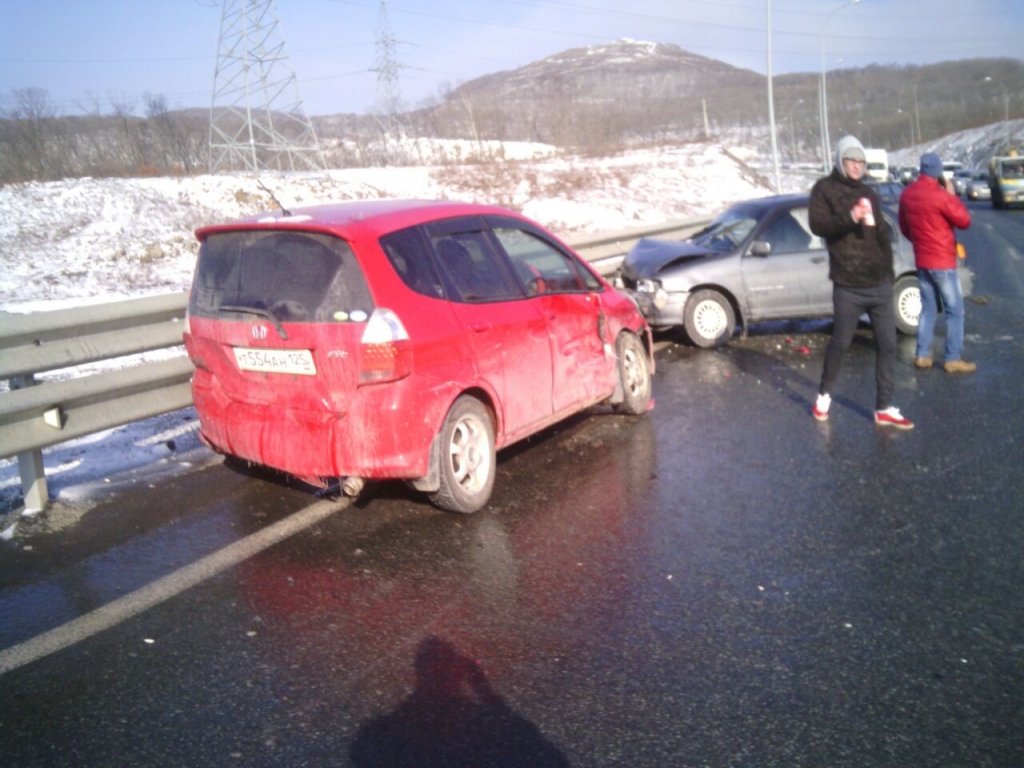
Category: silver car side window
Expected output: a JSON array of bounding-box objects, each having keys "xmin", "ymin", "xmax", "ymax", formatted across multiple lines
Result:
[
  {"xmin": 788, "ymin": 207, "xmax": 824, "ymax": 251},
  {"xmin": 758, "ymin": 208, "xmax": 820, "ymax": 256}
]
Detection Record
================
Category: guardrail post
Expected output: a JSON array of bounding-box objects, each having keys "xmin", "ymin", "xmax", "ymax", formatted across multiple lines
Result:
[
  {"xmin": 10, "ymin": 375, "xmax": 49, "ymax": 511},
  {"xmin": 18, "ymin": 448, "xmax": 47, "ymax": 511}
]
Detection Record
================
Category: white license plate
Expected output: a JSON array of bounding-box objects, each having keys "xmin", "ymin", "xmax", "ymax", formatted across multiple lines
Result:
[{"xmin": 233, "ymin": 347, "xmax": 317, "ymax": 376}]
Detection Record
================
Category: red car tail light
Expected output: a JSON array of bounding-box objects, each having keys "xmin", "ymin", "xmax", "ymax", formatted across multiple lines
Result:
[{"xmin": 359, "ymin": 308, "xmax": 412, "ymax": 384}]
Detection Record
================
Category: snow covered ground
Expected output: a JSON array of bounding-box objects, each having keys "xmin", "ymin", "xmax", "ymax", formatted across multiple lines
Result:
[
  {"xmin": 0, "ymin": 142, "xmax": 805, "ymax": 310},
  {"xmin": 2, "ymin": 123, "xmax": 1018, "ymax": 525}
]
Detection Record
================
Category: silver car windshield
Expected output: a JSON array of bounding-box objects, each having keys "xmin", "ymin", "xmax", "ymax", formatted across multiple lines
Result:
[{"xmin": 690, "ymin": 208, "xmax": 760, "ymax": 251}]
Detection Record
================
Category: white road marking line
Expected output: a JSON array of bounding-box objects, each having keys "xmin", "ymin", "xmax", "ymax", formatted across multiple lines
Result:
[{"xmin": 0, "ymin": 497, "xmax": 348, "ymax": 675}]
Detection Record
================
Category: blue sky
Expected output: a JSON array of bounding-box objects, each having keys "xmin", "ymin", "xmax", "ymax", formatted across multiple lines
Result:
[{"xmin": 1, "ymin": 0, "xmax": 1021, "ymax": 117}]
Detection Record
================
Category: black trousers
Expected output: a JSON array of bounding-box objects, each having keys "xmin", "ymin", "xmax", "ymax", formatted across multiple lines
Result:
[{"xmin": 818, "ymin": 283, "xmax": 897, "ymax": 412}]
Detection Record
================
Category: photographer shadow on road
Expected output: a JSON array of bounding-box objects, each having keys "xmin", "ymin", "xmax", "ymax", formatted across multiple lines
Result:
[{"xmin": 350, "ymin": 636, "xmax": 570, "ymax": 768}]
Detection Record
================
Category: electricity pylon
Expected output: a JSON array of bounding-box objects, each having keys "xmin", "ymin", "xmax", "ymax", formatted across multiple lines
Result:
[
  {"xmin": 372, "ymin": 0, "xmax": 409, "ymax": 164},
  {"xmin": 209, "ymin": 0, "xmax": 326, "ymax": 174}
]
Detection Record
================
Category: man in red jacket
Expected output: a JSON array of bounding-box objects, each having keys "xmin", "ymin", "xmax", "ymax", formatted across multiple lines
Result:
[{"xmin": 898, "ymin": 152, "xmax": 975, "ymax": 373}]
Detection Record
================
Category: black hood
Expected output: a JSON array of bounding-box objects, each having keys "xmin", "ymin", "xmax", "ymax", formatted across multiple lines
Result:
[{"xmin": 622, "ymin": 237, "xmax": 716, "ymax": 280}]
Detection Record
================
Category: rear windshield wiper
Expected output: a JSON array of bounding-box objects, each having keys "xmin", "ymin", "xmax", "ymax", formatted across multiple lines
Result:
[{"xmin": 219, "ymin": 304, "xmax": 289, "ymax": 340}]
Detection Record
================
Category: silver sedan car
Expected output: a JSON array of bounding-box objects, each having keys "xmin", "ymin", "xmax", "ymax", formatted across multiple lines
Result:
[
  {"xmin": 966, "ymin": 172, "xmax": 991, "ymax": 201},
  {"xmin": 619, "ymin": 194, "xmax": 926, "ymax": 347}
]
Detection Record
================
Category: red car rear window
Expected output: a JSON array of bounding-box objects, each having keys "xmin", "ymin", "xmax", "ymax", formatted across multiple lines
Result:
[{"xmin": 190, "ymin": 230, "xmax": 374, "ymax": 322}]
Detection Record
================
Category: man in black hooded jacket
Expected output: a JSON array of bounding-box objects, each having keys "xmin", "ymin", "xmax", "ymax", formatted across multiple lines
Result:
[{"xmin": 808, "ymin": 134, "xmax": 913, "ymax": 430}]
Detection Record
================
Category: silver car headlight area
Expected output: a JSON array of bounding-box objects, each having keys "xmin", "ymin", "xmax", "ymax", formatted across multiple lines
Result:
[{"xmin": 635, "ymin": 279, "xmax": 669, "ymax": 310}]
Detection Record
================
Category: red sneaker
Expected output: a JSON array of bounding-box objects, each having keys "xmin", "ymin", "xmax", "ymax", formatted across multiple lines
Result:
[{"xmin": 874, "ymin": 407, "xmax": 914, "ymax": 430}]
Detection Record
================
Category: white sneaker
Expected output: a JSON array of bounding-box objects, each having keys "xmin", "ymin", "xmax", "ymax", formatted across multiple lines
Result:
[
  {"xmin": 812, "ymin": 393, "xmax": 831, "ymax": 422},
  {"xmin": 874, "ymin": 407, "xmax": 914, "ymax": 430}
]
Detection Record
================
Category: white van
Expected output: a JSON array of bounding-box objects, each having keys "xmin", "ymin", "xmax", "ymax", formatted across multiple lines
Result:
[
  {"xmin": 942, "ymin": 161, "xmax": 963, "ymax": 180},
  {"xmin": 864, "ymin": 148, "xmax": 889, "ymax": 182}
]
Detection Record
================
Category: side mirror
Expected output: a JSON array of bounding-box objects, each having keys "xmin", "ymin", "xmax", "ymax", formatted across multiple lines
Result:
[{"xmin": 750, "ymin": 240, "xmax": 771, "ymax": 257}]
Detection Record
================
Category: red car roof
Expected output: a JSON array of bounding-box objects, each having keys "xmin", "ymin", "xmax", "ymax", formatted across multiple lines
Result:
[{"xmin": 194, "ymin": 198, "xmax": 526, "ymax": 242}]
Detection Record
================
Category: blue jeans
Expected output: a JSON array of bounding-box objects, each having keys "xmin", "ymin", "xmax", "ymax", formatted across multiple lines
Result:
[{"xmin": 916, "ymin": 268, "xmax": 965, "ymax": 362}]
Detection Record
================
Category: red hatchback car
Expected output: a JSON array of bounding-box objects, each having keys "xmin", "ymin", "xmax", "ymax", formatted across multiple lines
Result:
[{"xmin": 183, "ymin": 199, "xmax": 653, "ymax": 513}]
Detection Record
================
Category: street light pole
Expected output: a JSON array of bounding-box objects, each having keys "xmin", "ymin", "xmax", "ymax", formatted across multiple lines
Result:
[
  {"xmin": 819, "ymin": 0, "xmax": 861, "ymax": 171},
  {"xmin": 788, "ymin": 99, "xmax": 804, "ymax": 162},
  {"xmin": 767, "ymin": 0, "xmax": 782, "ymax": 192},
  {"xmin": 898, "ymin": 108, "xmax": 914, "ymax": 147},
  {"xmin": 984, "ymin": 76, "xmax": 1011, "ymax": 151},
  {"xmin": 857, "ymin": 119, "xmax": 872, "ymax": 146},
  {"xmin": 984, "ymin": 76, "xmax": 1010, "ymax": 122}
]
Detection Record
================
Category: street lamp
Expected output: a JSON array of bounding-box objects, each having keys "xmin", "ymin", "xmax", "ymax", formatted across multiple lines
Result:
[
  {"xmin": 767, "ymin": 0, "xmax": 782, "ymax": 192},
  {"xmin": 984, "ymin": 76, "xmax": 1012, "ymax": 152},
  {"xmin": 820, "ymin": 0, "xmax": 861, "ymax": 171},
  {"xmin": 857, "ymin": 119, "xmax": 872, "ymax": 146},
  {"xmin": 897, "ymin": 108, "xmax": 914, "ymax": 147},
  {"xmin": 788, "ymin": 99, "xmax": 804, "ymax": 162},
  {"xmin": 984, "ymin": 76, "xmax": 1010, "ymax": 122}
]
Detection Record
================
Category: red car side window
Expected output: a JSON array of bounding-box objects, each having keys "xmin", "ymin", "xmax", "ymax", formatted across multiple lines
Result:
[{"xmin": 432, "ymin": 232, "xmax": 521, "ymax": 303}]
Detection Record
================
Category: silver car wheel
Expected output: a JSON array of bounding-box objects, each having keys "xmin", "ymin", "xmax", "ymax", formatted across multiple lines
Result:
[
  {"xmin": 683, "ymin": 289, "xmax": 736, "ymax": 348},
  {"xmin": 693, "ymin": 299, "xmax": 728, "ymax": 338},
  {"xmin": 894, "ymin": 276, "xmax": 921, "ymax": 335}
]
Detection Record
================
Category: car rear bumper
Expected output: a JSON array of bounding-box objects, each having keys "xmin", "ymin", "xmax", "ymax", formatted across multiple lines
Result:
[{"xmin": 192, "ymin": 369, "xmax": 444, "ymax": 481}]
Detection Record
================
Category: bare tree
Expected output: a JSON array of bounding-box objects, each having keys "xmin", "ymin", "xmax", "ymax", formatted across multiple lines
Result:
[
  {"xmin": 109, "ymin": 94, "xmax": 148, "ymax": 173},
  {"xmin": 0, "ymin": 88, "xmax": 60, "ymax": 180}
]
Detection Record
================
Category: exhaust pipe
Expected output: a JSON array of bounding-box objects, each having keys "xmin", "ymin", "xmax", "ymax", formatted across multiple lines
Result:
[{"xmin": 341, "ymin": 476, "xmax": 364, "ymax": 497}]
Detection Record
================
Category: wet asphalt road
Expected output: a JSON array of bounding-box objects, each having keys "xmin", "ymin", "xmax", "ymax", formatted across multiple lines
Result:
[{"xmin": 1, "ymin": 203, "xmax": 1022, "ymax": 767}]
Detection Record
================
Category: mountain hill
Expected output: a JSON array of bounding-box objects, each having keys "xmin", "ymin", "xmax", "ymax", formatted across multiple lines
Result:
[
  {"xmin": 3, "ymin": 39, "xmax": 1022, "ymax": 183},
  {"xmin": 316, "ymin": 40, "xmax": 1024, "ymax": 158}
]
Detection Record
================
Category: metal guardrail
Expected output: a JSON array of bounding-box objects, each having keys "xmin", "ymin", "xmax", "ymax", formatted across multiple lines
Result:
[
  {"xmin": 572, "ymin": 216, "xmax": 710, "ymax": 272},
  {"xmin": 1, "ymin": 293, "xmax": 193, "ymax": 510},
  {"xmin": 0, "ymin": 216, "xmax": 708, "ymax": 511}
]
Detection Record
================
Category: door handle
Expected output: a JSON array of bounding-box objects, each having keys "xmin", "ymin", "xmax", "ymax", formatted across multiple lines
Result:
[
  {"xmin": 811, "ymin": 256, "xmax": 826, "ymax": 263},
  {"xmin": 469, "ymin": 321, "xmax": 491, "ymax": 332}
]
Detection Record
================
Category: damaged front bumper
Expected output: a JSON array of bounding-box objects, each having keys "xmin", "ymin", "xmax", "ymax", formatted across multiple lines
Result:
[{"xmin": 622, "ymin": 286, "xmax": 688, "ymax": 330}]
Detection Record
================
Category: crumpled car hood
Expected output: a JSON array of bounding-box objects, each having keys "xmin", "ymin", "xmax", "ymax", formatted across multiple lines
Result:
[{"xmin": 622, "ymin": 238, "xmax": 716, "ymax": 280}]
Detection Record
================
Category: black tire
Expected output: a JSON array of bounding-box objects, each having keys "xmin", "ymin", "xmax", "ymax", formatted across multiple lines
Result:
[
  {"xmin": 683, "ymin": 289, "xmax": 735, "ymax": 348},
  {"xmin": 613, "ymin": 332, "xmax": 652, "ymax": 415},
  {"xmin": 893, "ymin": 275, "xmax": 920, "ymax": 335},
  {"xmin": 429, "ymin": 396, "xmax": 495, "ymax": 514}
]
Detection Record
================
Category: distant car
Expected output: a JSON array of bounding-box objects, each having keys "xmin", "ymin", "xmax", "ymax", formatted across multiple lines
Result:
[
  {"xmin": 897, "ymin": 166, "xmax": 919, "ymax": 185},
  {"xmin": 184, "ymin": 199, "xmax": 654, "ymax": 513},
  {"xmin": 619, "ymin": 194, "xmax": 926, "ymax": 347},
  {"xmin": 864, "ymin": 148, "xmax": 889, "ymax": 182},
  {"xmin": 865, "ymin": 179, "xmax": 904, "ymax": 208},
  {"xmin": 942, "ymin": 161, "xmax": 964, "ymax": 180},
  {"xmin": 966, "ymin": 172, "xmax": 991, "ymax": 201},
  {"xmin": 951, "ymin": 168, "xmax": 973, "ymax": 196}
]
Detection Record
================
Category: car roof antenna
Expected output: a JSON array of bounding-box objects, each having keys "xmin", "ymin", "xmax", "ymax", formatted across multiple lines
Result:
[{"xmin": 257, "ymin": 180, "xmax": 292, "ymax": 217}]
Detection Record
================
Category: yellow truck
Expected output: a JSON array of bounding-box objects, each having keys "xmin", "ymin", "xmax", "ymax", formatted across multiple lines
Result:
[{"xmin": 989, "ymin": 152, "xmax": 1024, "ymax": 209}]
